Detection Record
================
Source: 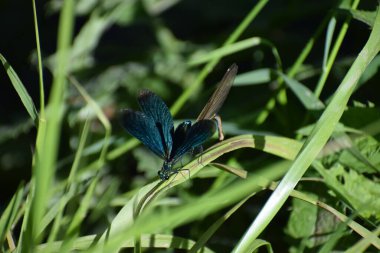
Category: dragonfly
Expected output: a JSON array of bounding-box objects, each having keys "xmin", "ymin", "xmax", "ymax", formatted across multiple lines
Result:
[{"xmin": 121, "ymin": 64, "xmax": 238, "ymax": 180}]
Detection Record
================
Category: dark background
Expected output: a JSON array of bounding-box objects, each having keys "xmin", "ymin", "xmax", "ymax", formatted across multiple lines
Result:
[{"xmin": 0, "ymin": 0, "xmax": 379, "ymax": 251}]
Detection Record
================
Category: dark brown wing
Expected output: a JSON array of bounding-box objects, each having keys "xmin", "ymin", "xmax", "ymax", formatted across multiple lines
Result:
[{"xmin": 197, "ymin": 63, "xmax": 238, "ymax": 120}]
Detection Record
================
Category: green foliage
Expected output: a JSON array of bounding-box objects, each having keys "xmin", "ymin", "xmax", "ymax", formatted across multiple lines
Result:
[
  {"xmin": 286, "ymin": 196, "xmax": 319, "ymax": 240},
  {"xmin": 1, "ymin": 0, "xmax": 380, "ymax": 252},
  {"xmin": 0, "ymin": 54, "xmax": 38, "ymax": 124},
  {"xmin": 321, "ymin": 163, "xmax": 380, "ymax": 219}
]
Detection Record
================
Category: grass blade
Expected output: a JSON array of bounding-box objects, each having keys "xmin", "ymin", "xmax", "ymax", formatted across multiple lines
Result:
[
  {"xmin": 189, "ymin": 195, "xmax": 252, "ymax": 253},
  {"xmin": 24, "ymin": 0, "xmax": 75, "ymax": 250},
  {"xmin": 95, "ymin": 161, "xmax": 291, "ymax": 252},
  {"xmin": 102, "ymin": 134, "xmax": 301, "ymax": 241},
  {"xmin": 171, "ymin": 0, "xmax": 270, "ymax": 116},
  {"xmin": 279, "ymin": 72, "xmax": 325, "ymax": 110},
  {"xmin": 209, "ymin": 163, "xmax": 247, "ymax": 179},
  {"xmin": 232, "ymin": 6, "xmax": 380, "ymax": 253},
  {"xmin": 234, "ymin": 68, "xmax": 273, "ymax": 86},
  {"xmin": 32, "ymin": 0, "xmax": 45, "ymax": 115},
  {"xmin": 0, "ymin": 184, "xmax": 24, "ymax": 249},
  {"xmin": 0, "ymin": 54, "xmax": 38, "ymax": 124}
]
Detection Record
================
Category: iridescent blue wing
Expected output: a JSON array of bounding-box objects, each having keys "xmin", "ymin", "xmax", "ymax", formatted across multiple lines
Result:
[
  {"xmin": 138, "ymin": 90, "xmax": 174, "ymax": 155},
  {"xmin": 170, "ymin": 119, "xmax": 216, "ymax": 163},
  {"xmin": 171, "ymin": 120, "xmax": 192, "ymax": 154},
  {"xmin": 120, "ymin": 109, "xmax": 166, "ymax": 159}
]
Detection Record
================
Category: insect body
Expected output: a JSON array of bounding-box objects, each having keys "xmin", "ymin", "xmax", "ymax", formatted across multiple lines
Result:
[
  {"xmin": 121, "ymin": 64, "xmax": 238, "ymax": 180},
  {"xmin": 121, "ymin": 90, "xmax": 216, "ymax": 180}
]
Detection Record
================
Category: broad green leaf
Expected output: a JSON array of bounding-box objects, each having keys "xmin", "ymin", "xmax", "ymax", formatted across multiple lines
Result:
[
  {"xmin": 317, "ymin": 163, "xmax": 380, "ymax": 219},
  {"xmin": 286, "ymin": 197, "xmax": 342, "ymax": 249},
  {"xmin": 316, "ymin": 211, "xmax": 350, "ymax": 253},
  {"xmin": 338, "ymin": 135, "xmax": 380, "ymax": 174},
  {"xmin": 285, "ymin": 195, "xmax": 318, "ymax": 239},
  {"xmin": 281, "ymin": 180, "xmax": 380, "ymax": 249}
]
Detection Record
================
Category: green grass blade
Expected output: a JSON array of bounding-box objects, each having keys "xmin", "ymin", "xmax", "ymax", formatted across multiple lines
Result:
[
  {"xmin": 24, "ymin": 0, "xmax": 75, "ymax": 250},
  {"xmin": 32, "ymin": 0, "xmax": 45, "ymax": 115},
  {"xmin": 210, "ymin": 162, "xmax": 247, "ymax": 179},
  {"xmin": 343, "ymin": 8, "xmax": 377, "ymax": 28},
  {"xmin": 321, "ymin": 15, "xmax": 336, "ymax": 73},
  {"xmin": 44, "ymin": 119, "xmax": 90, "ymax": 250},
  {"xmin": 358, "ymin": 54, "xmax": 380, "ymax": 87},
  {"xmin": 157, "ymin": 134, "xmax": 301, "ymax": 190},
  {"xmin": 95, "ymin": 161, "xmax": 291, "ymax": 252},
  {"xmin": 38, "ymin": 234, "xmax": 215, "ymax": 252},
  {"xmin": 189, "ymin": 195, "xmax": 253, "ymax": 253},
  {"xmin": 279, "ymin": 72, "xmax": 325, "ymax": 110},
  {"xmin": 138, "ymin": 234, "xmax": 214, "ymax": 252},
  {"xmin": 81, "ymin": 129, "xmax": 300, "ymax": 185},
  {"xmin": 69, "ymin": 76, "xmax": 111, "ymax": 167},
  {"xmin": 40, "ymin": 191, "xmax": 73, "ymax": 245},
  {"xmin": 67, "ymin": 178, "xmax": 99, "ymax": 236},
  {"xmin": 188, "ymin": 37, "xmax": 262, "ymax": 66},
  {"xmin": 234, "ymin": 68, "xmax": 273, "ymax": 86},
  {"xmin": 0, "ymin": 54, "xmax": 38, "ymax": 124},
  {"xmin": 314, "ymin": 0, "xmax": 360, "ymax": 98},
  {"xmin": 170, "ymin": 0, "xmax": 269, "ymax": 116},
  {"xmin": 0, "ymin": 184, "xmax": 24, "ymax": 249},
  {"xmin": 56, "ymin": 75, "xmax": 114, "ymax": 180},
  {"xmin": 244, "ymin": 239, "xmax": 273, "ymax": 253},
  {"xmin": 101, "ymin": 134, "xmax": 300, "ymax": 241},
  {"xmin": 67, "ymin": 119, "xmax": 91, "ymax": 184},
  {"xmin": 232, "ymin": 7, "xmax": 380, "ymax": 253},
  {"xmin": 345, "ymin": 226, "xmax": 380, "ymax": 253},
  {"xmin": 106, "ymin": 138, "xmax": 139, "ymax": 161},
  {"xmin": 256, "ymin": 7, "xmax": 331, "ymax": 124}
]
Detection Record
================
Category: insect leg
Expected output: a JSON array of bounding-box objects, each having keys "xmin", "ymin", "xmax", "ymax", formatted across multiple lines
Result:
[
  {"xmin": 179, "ymin": 168, "xmax": 191, "ymax": 180},
  {"xmin": 195, "ymin": 146, "xmax": 205, "ymax": 168},
  {"xmin": 214, "ymin": 115, "xmax": 224, "ymax": 141}
]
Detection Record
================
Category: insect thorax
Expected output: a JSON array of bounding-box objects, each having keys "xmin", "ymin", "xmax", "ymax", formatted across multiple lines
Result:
[{"xmin": 158, "ymin": 162, "xmax": 173, "ymax": 180}]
